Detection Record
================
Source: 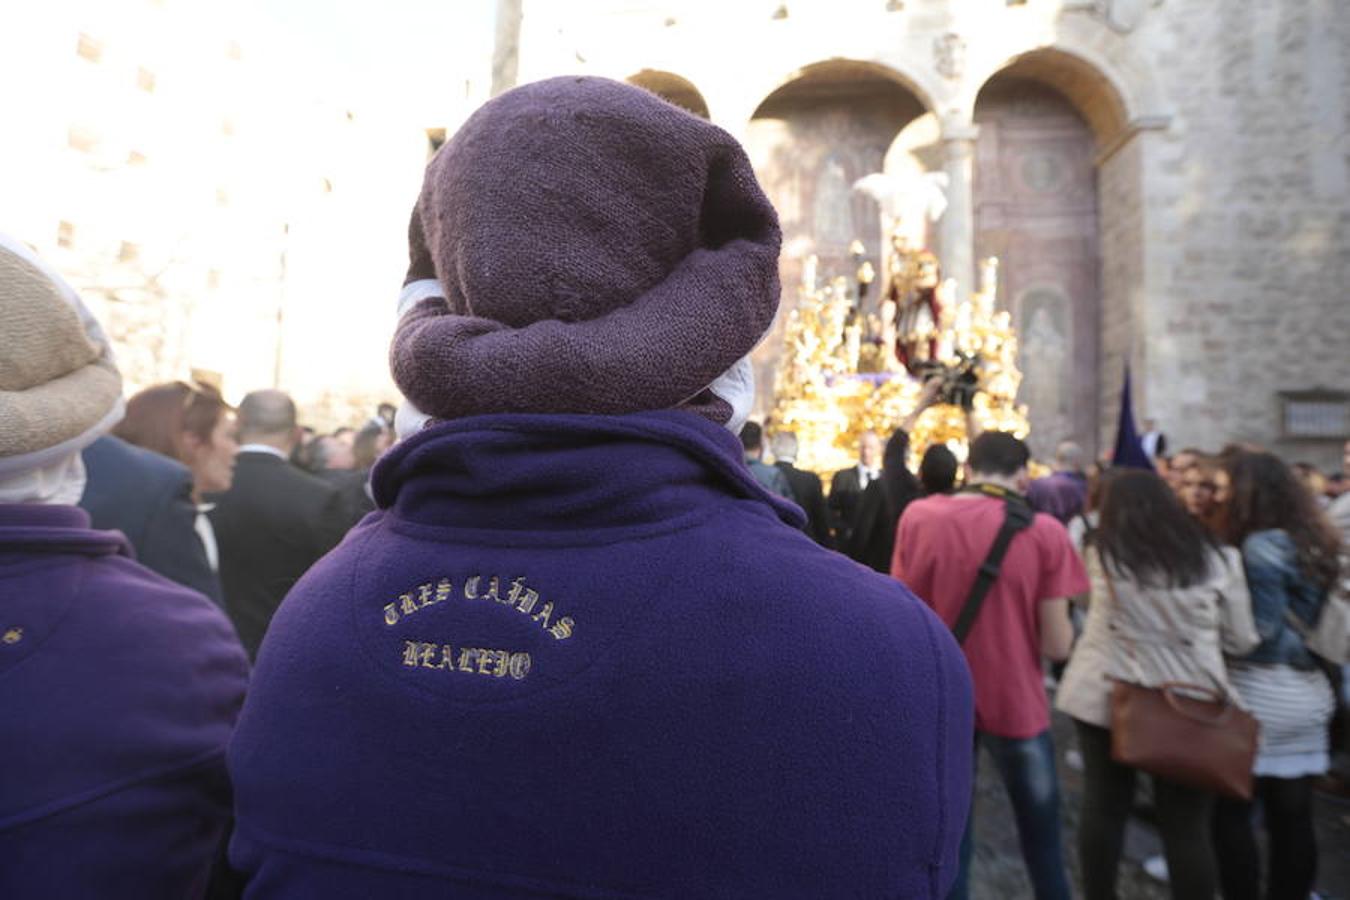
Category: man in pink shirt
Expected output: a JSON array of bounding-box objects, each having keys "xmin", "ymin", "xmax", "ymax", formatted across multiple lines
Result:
[{"xmin": 894, "ymin": 431, "xmax": 1084, "ymax": 900}]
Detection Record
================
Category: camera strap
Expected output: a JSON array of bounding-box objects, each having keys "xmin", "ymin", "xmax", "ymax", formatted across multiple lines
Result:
[{"xmin": 950, "ymin": 483, "xmax": 1035, "ymax": 644}]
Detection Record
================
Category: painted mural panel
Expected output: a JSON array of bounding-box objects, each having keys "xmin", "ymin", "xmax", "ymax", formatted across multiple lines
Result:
[{"xmin": 974, "ymin": 79, "xmax": 1100, "ymax": 458}]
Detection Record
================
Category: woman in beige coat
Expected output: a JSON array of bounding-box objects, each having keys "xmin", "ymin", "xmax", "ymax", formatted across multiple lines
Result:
[{"xmin": 1057, "ymin": 469, "xmax": 1259, "ymax": 900}]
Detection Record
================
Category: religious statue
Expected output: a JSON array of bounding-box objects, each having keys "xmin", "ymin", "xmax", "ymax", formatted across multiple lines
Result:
[
  {"xmin": 852, "ymin": 171, "xmax": 950, "ymax": 250},
  {"xmin": 891, "ymin": 245, "xmax": 943, "ymax": 373}
]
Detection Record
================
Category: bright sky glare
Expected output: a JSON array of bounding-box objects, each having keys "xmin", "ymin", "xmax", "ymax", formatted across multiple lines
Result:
[{"xmin": 237, "ymin": 0, "xmax": 498, "ymax": 123}]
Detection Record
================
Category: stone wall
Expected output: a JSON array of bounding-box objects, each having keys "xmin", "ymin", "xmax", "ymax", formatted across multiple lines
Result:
[
  {"xmin": 1096, "ymin": 132, "xmax": 1144, "ymax": 454},
  {"xmin": 1138, "ymin": 0, "xmax": 1350, "ymax": 469}
]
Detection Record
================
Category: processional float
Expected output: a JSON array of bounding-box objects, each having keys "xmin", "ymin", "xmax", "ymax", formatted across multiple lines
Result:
[{"xmin": 769, "ymin": 171, "xmax": 1030, "ymax": 476}]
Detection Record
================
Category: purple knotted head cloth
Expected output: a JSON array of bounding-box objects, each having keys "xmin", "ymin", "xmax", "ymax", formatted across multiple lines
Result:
[{"xmin": 390, "ymin": 76, "xmax": 781, "ymax": 425}]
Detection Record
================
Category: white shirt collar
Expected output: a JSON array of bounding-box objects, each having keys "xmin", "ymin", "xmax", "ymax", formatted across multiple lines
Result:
[
  {"xmin": 238, "ymin": 443, "xmax": 289, "ymax": 461},
  {"xmin": 193, "ymin": 508, "xmax": 219, "ymax": 572}
]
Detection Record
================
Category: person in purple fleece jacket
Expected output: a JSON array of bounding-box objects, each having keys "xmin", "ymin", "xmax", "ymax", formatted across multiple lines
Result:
[
  {"xmin": 0, "ymin": 233, "xmax": 250, "ymax": 898},
  {"xmin": 227, "ymin": 76, "xmax": 973, "ymax": 898}
]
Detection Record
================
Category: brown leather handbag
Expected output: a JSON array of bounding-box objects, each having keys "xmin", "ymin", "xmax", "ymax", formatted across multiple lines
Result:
[
  {"xmin": 1109, "ymin": 680, "xmax": 1259, "ymax": 800},
  {"xmin": 1100, "ymin": 556, "xmax": 1260, "ymax": 800}
]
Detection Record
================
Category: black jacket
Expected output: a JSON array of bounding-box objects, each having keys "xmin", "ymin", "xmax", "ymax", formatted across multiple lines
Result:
[
  {"xmin": 775, "ymin": 461, "xmax": 833, "ymax": 548},
  {"xmin": 208, "ymin": 450, "xmax": 346, "ymax": 657},
  {"xmin": 828, "ymin": 467, "xmax": 872, "ymax": 546},
  {"xmin": 316, "ymin": 468, "xmax": 376, "ymax": 531},
  {"xmin": 845, "ymin": 472, "xmax": 921, "ymax": 574},
  {"xmin": 79, "ymin": 436, "xmax": 222, "ymax": 604}
]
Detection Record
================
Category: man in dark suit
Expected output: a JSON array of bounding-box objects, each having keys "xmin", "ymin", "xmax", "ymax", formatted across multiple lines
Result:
[
  {"xmin": 771, "ymin": 430, "xmax": 833, "ymax": 548},
  {"xmin": 308, "ymin": 433, "xmax": 375, "ymax": 531},
  {"xmin": 208, "ymin": 390, "xmax": 346, "ymax": 658},
  {"xmin": 828, "ymin": 430, "xmax": 882, "ymax": 547},
  {"xmin": 80, "ymin": 435, "xmax": 222, "ymax": 604}
]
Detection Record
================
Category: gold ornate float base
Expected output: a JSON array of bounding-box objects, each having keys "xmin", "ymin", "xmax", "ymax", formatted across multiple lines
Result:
[{"xmin": 770, "ymin": 244, "xmax": 1030, "ymax": 477}]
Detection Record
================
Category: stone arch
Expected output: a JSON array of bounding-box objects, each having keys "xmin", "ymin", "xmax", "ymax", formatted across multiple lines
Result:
[
  {"xmin": 965, "ymin": 37, "xmax": 1169, "ymax": 157},
  {"xmin": 747, "ymin": 59, "xmax": 933, "ymax": 251},
  {"xmin": 625, "ymin": 69, "xmax": 709, "ymax": 119},
  {"xmin": 977, "ymin": 48, "xmax": 1129, "ymax": 147},
  {"xmin": 750, "ymin": 58, "xmax": 939, "ymax": 124}
]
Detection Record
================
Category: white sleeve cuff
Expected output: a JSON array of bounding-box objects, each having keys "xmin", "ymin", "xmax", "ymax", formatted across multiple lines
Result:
[{"xmin": 398, "ymin": 279, "xmax": 444, "ymax": 319}]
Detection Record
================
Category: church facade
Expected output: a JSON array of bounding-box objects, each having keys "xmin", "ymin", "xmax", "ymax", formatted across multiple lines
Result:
[{"xmin": 514, "ymin": 0, "xmax": 1350, "ymax": 465}]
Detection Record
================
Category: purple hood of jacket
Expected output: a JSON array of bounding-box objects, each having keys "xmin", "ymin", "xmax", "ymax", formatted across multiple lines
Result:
[
  {"xmin": 228, "ymin": 411, "xmax": 972, "ymax": 898},
  {"xmin": 0, "ymin": 504, "xmax": 248, "ymax": 899}
]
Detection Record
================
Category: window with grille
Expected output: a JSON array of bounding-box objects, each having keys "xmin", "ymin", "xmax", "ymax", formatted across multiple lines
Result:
[{"xmin": 1279, "ymin": 390, "xmax": 1350, "ymax": 440}]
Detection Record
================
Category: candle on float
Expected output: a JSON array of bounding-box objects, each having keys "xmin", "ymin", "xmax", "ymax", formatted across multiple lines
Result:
[{"xmin": 802, "ymin": 255, "xmax": 818, "ymax": 290}]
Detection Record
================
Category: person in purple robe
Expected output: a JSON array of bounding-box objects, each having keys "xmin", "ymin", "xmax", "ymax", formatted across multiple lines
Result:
[
  {"xmin": 0, "ymin": 233, "xmax": 249, "ymax": 899},
  {"xmin": 1028, "ymin": 440, "xmax": 1090, "ymax": 525},
  {"xmin": 226, "ymin": 77, "xmax": 973, "ymax": 898}
]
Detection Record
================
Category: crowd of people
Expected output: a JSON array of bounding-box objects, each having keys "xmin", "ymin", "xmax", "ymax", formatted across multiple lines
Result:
[
  {"xmin": 81, "ymin": 382, "xmax": 396, "ymax": 658},
  {"xmin": 745, "ymin": 411, "xmax": 1349, "ymax": 900},
  {"xmin": 2, "ymin": 76, "xmax": 1346, "ymax": 899}
]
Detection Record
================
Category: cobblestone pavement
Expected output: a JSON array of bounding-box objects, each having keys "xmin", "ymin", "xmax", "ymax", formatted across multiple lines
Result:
[{"xmin": 967, "ymin": 711, "xmax": 1350, "ymax": 899}]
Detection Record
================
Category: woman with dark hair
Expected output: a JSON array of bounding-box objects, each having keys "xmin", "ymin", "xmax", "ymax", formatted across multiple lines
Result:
[
  {"xmin": 1056, "ymin": 469, "xmax": 1258, "ymax": 900},
  {"xmin": 0, "ymin": 235, "xmax": 247, "ymax": 897},
  {"xmin": 115, "ymin": 381, "xmax": 237, "ymax": 578},
  {"xmin": 918, "ymin": 443, "xmax": 959, "ymax": 496},
  {"xmin": 845, "ymin": 427, "xmax": 921, "ymax": 572},
  {"xmin": 1212, "ymin": 451, "xmax": 1340, "ymax": 900}
]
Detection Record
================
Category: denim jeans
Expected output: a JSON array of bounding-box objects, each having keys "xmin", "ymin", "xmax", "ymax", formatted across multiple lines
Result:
[{"xmin": 947, "ymin": 728, "xmax": 1072, "ymax": 900}]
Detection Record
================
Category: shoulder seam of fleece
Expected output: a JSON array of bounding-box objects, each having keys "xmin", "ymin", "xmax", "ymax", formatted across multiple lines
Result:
[
  {"xmin": 0, "ymin": 747, "xmax": 225, "ymax": 832},
  {"xmin": 232, "ymin": 818, "xmax": 653, "ymax": 899}
]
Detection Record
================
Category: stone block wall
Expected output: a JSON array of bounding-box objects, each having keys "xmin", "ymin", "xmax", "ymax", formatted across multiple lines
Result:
[
  {"xmin": 1138, "ymin": 0, "xmax": 1350, "ymax": 469},
  {"xmin": 1096, "ymin": 133, "xmax": 1143, "ymax": 452}
]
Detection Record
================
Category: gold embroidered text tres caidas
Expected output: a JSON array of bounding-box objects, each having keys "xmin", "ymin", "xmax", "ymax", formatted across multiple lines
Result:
[{"xmin": 383, "ymin": 575, "xmax": 575, "ymax": 641}]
